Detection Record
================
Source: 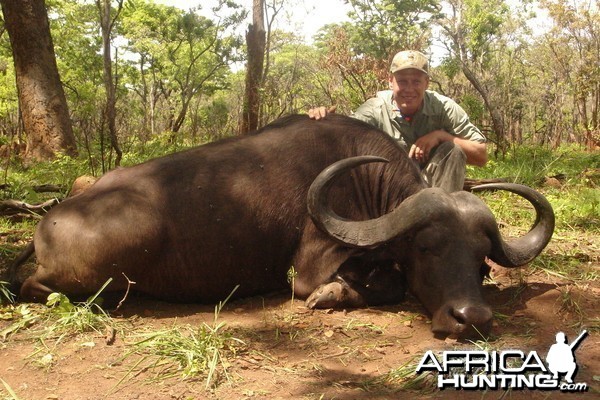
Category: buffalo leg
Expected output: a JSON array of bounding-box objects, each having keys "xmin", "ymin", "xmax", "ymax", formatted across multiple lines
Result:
[
  {"xmin": 20, "ymin": 276, "xmax": 55, "ymax": 303},
  {"xmin": 306, "ymin": 258, "xmax": 406, "ymax": 309}
]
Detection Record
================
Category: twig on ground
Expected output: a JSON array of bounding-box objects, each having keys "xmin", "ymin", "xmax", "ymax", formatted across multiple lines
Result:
[{"xmin": 114, "ymin": 272, "xmax": 136, "ymax": 313}]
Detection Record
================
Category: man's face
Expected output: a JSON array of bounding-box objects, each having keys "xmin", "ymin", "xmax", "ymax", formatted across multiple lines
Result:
[{"xmin": 389, "ymin": 69, "xmax": 429, "ymax": 115}]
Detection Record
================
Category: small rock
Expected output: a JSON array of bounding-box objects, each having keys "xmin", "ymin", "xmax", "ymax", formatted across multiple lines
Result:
[{"xmin": 445, "ymin": 336, "xmax": 459, "ymax": 344}]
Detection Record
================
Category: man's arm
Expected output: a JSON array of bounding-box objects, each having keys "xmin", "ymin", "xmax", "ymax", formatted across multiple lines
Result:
[
  {"xmin": 453, "ymin": 135, "xmax": 487, "ymax": 166},
  {"xmin": 409, "ymin": 130, "xmax": 487, "ymax": 166},
  {"xmin": 434, "ymin": 95, "xmax": 488, "ymax": 166}
]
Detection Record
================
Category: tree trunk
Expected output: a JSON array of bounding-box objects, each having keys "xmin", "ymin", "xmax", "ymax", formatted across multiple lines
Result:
[
  {"xmin": 240, "ymin": 0, "xmax": 265, "ymax": 134},
  {"xmin": 1, "ymin": 0, "xmax": 77, "ymax": 161},
  {"xmin": 98, "ymin": 0, "xmax": 122, "ymax": 168},
  {"xmin": 460, "ymin": 63, "xmax": 506, "ymax": 153}
]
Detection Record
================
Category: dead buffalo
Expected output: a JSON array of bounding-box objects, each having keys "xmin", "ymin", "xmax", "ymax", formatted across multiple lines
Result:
[{"xmin": 9, "ymin": 114, "xmax": 554, "ymax": 338}]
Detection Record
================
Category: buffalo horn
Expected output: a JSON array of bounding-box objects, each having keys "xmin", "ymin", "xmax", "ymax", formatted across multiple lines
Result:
[
  {"xmin": 471, "ymin": 183, "xmax": 555, "ymax": 267},
  {"xmin": 307, "ymin": 156, "xmax": 448, "ymax": 248}
]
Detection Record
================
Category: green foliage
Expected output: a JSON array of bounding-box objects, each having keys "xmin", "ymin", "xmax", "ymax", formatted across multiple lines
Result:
[
  {"xmin": 0, "ymin": 8, "xmax": 17, "ymax": 125},
  {"xmin": 0, "ymin": 0, "xmax": 595, "ymax": 165},
  {"xmin": 2, "ymin": 155, "xmax": 90, "ymax": 202},
  {"xmin": 120, "ymin": 131, "xmax": 191, "ymax": 166},
  {"xmin": 0, "ymin": 219, "xmax": 37, "ymax": 272},
  {"xmin": 458, "ymin": 93, "xmax": 485, "ymax": 122},
  {"xmin": 548, "ymin": 186, "xmax": 599, "ymax": 232},
  {"xmin": 119, "ymin": 0, "xmax": 245, "ymax": 135},
  {"xmin": 312, "ymin": 25, "xmax": 385, "ymax": 109},
  {"xmin": 119, "ymin": 286, "xmax": 244, "ymax": 389},
  {"xmin": 0, "ymin": 284, "xmax": 244, "ymax": 390},
  {"xmin": 0, "ymin": 304, "xmax": 41, "ymax": 340},
  {"xmin": 194, "ymin": 95, "xmax": 236, "ymax": 141},
  {"xmin": 530, "ymin": 249, "xmax": 598, "ymax": 284},
  {"xmin": 0, "ymin": 281, "xmax": 15, "ymax": 305},
  {"xmin": 533, "ymin": 0, "xmax": 600, "ymax": 147},
  {"xmin": 0, "ymin": 61, "xmax": 18, "ymax": 120},
  {"xmin": 122, "ymin": 323, "xmax": 243, "ymax": 388},
  {"xmin": 44, "ymin": 280, "xmax": 112, "ymax": 336},
  {"xmin": 260, "ymin": 37, "xmax": 341, "ymax": 120},
  {"xmin": 438, "ymin": 57, "xmax": 461, "ymax": 80},
  {"xmin": 368, "ymin": 357, "xmax": 435, "ymax": 393},
  {"xmin": 1, "ymin": 280, "xmax": 114, "ymax": 343},
  {"xmin": 344, "ymin": 0, "xmax": 442, "ymax": 59},
  {"xmin": 469, "ymin": 145, "xmax": 599, "ymax": 232},
  {"xmin": 0, "ymin": 0, "xmax": 248, "ymax": 170},
  {"xmin": 469, "ymin": 145, "xmax": 598, "ymax": 185},
  {"xmin": 462, "ymin": 0, "xmax": 509, "ymax": 61}
]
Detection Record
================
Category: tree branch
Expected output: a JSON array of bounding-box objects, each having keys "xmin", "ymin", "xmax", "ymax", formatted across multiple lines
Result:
[{"xmin": 0, "ymin": 198, "xmax": 59, "ymax": 216}]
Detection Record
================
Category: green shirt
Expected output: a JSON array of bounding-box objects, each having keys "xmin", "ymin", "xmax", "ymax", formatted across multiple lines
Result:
[{"xmin": 352, "ymin": 90, "xmax": 486, "ymax": 151}]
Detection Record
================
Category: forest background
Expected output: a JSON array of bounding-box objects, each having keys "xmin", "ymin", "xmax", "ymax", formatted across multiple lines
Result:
[
  {"xmin": 0, "ymin": 0, "xmax": 598, "ymax": 179},
  {"xmin": 0, "ymin": 2, "xmax": 598, "ymax": 397}
]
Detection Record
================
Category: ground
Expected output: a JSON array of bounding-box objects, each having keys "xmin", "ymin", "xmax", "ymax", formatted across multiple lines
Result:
[{"xmin": 0, "ymin": 238, "xmax": 598, "ymax": 400}]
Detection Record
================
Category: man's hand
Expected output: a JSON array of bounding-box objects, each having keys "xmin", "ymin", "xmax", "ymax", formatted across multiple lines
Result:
[
  {"xmin": 409, "ymin": 130, "xmax": 488, "ymax": 167},
  {"xmin": 408, "ymin": 130, "xmax": 447, "ymax": 162},
  {"xmin": 308, "ymin": 105, "xmax": 337, "ymax": 120}
]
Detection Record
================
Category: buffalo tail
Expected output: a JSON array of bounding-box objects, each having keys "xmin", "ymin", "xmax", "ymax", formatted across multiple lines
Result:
[{"xmin": 7, "ymin": 241, "xmax": 34, "ymax": 293}]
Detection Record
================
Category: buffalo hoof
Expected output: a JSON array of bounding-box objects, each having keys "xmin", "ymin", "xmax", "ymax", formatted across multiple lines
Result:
[{"xmin": 305, "ymin": 282, "xmax": 345, "ymax": 309}]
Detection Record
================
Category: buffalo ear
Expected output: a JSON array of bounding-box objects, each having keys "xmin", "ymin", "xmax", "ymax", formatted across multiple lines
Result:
[{"xmin": 472, "ymin": 183, "xmax": 555, "ymax": 268}]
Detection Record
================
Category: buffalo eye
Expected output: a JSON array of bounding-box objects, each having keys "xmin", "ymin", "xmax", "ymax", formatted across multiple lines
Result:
[
  {"xmin": 414, "ymin": 229, "xmax": 443, "ymax": 257},
  {"xmin": 416, "ymin": 241, "xmax": 430, "ymax": 254}
]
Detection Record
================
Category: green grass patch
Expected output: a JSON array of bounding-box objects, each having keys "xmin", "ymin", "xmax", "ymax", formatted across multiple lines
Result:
[
  {"xmin": 1, "ymin": 286, "xmax": 245, "ymax": 391},
  {"xmin": 1, "ymin": 279, "xmax": 115, "ymax": 341},
  {"xmin": 113, "ymin": 286, "xmax": 244, "ymax": 390},
  {"xmin": 546, "ymin": 186, "xmax": 599, "ymax": 232},
  {"xmin": 365, "ymin": 357, "xmax": 436, "ymax": 393},
  {"xmin": 1, "ymin": 155, "xmax": 90, "ymax": 202},
  {"xmin": 0, "ymin": 281, "xmax": 15, "ymax": 305},
  {"xmin": 43, "ymin": 282, "xmax": 114, "ymax": 338},
  {"xmin": 468, "ymin": 145, "xmax": 600, "ymax": 187},
  {"xmin": 468, "ymin": 146, "xmax": 599, "ymax": 234}
]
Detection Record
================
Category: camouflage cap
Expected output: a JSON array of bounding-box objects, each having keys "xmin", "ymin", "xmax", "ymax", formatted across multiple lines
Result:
[{"xmin": 390, "ymin": 50, "xmax": 429, "ymax": 75}]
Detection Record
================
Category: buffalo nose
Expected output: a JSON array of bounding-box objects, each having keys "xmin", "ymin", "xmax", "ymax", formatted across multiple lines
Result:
[{"xmin": 452, "ymin": 305, "xmax": 493, "ymax": 336}]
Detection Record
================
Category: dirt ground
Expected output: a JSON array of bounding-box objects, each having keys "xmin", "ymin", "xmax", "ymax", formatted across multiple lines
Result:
[
  {"xmin": 0, "ymin": 242, "xmax": 599, "ymax": 399},
  {"xmin": 0, "ymin": 270, "xmax": 598, "ymax": 399}
]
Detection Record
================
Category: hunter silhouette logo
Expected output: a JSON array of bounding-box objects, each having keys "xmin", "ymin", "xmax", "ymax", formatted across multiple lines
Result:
[
  {"xmin": 416, "ymin": 330, "xmax": 590, "ymax": 392},
  {"xmin": 546, "ymin": 330, "xmax": 588, "ymax": 384}
]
